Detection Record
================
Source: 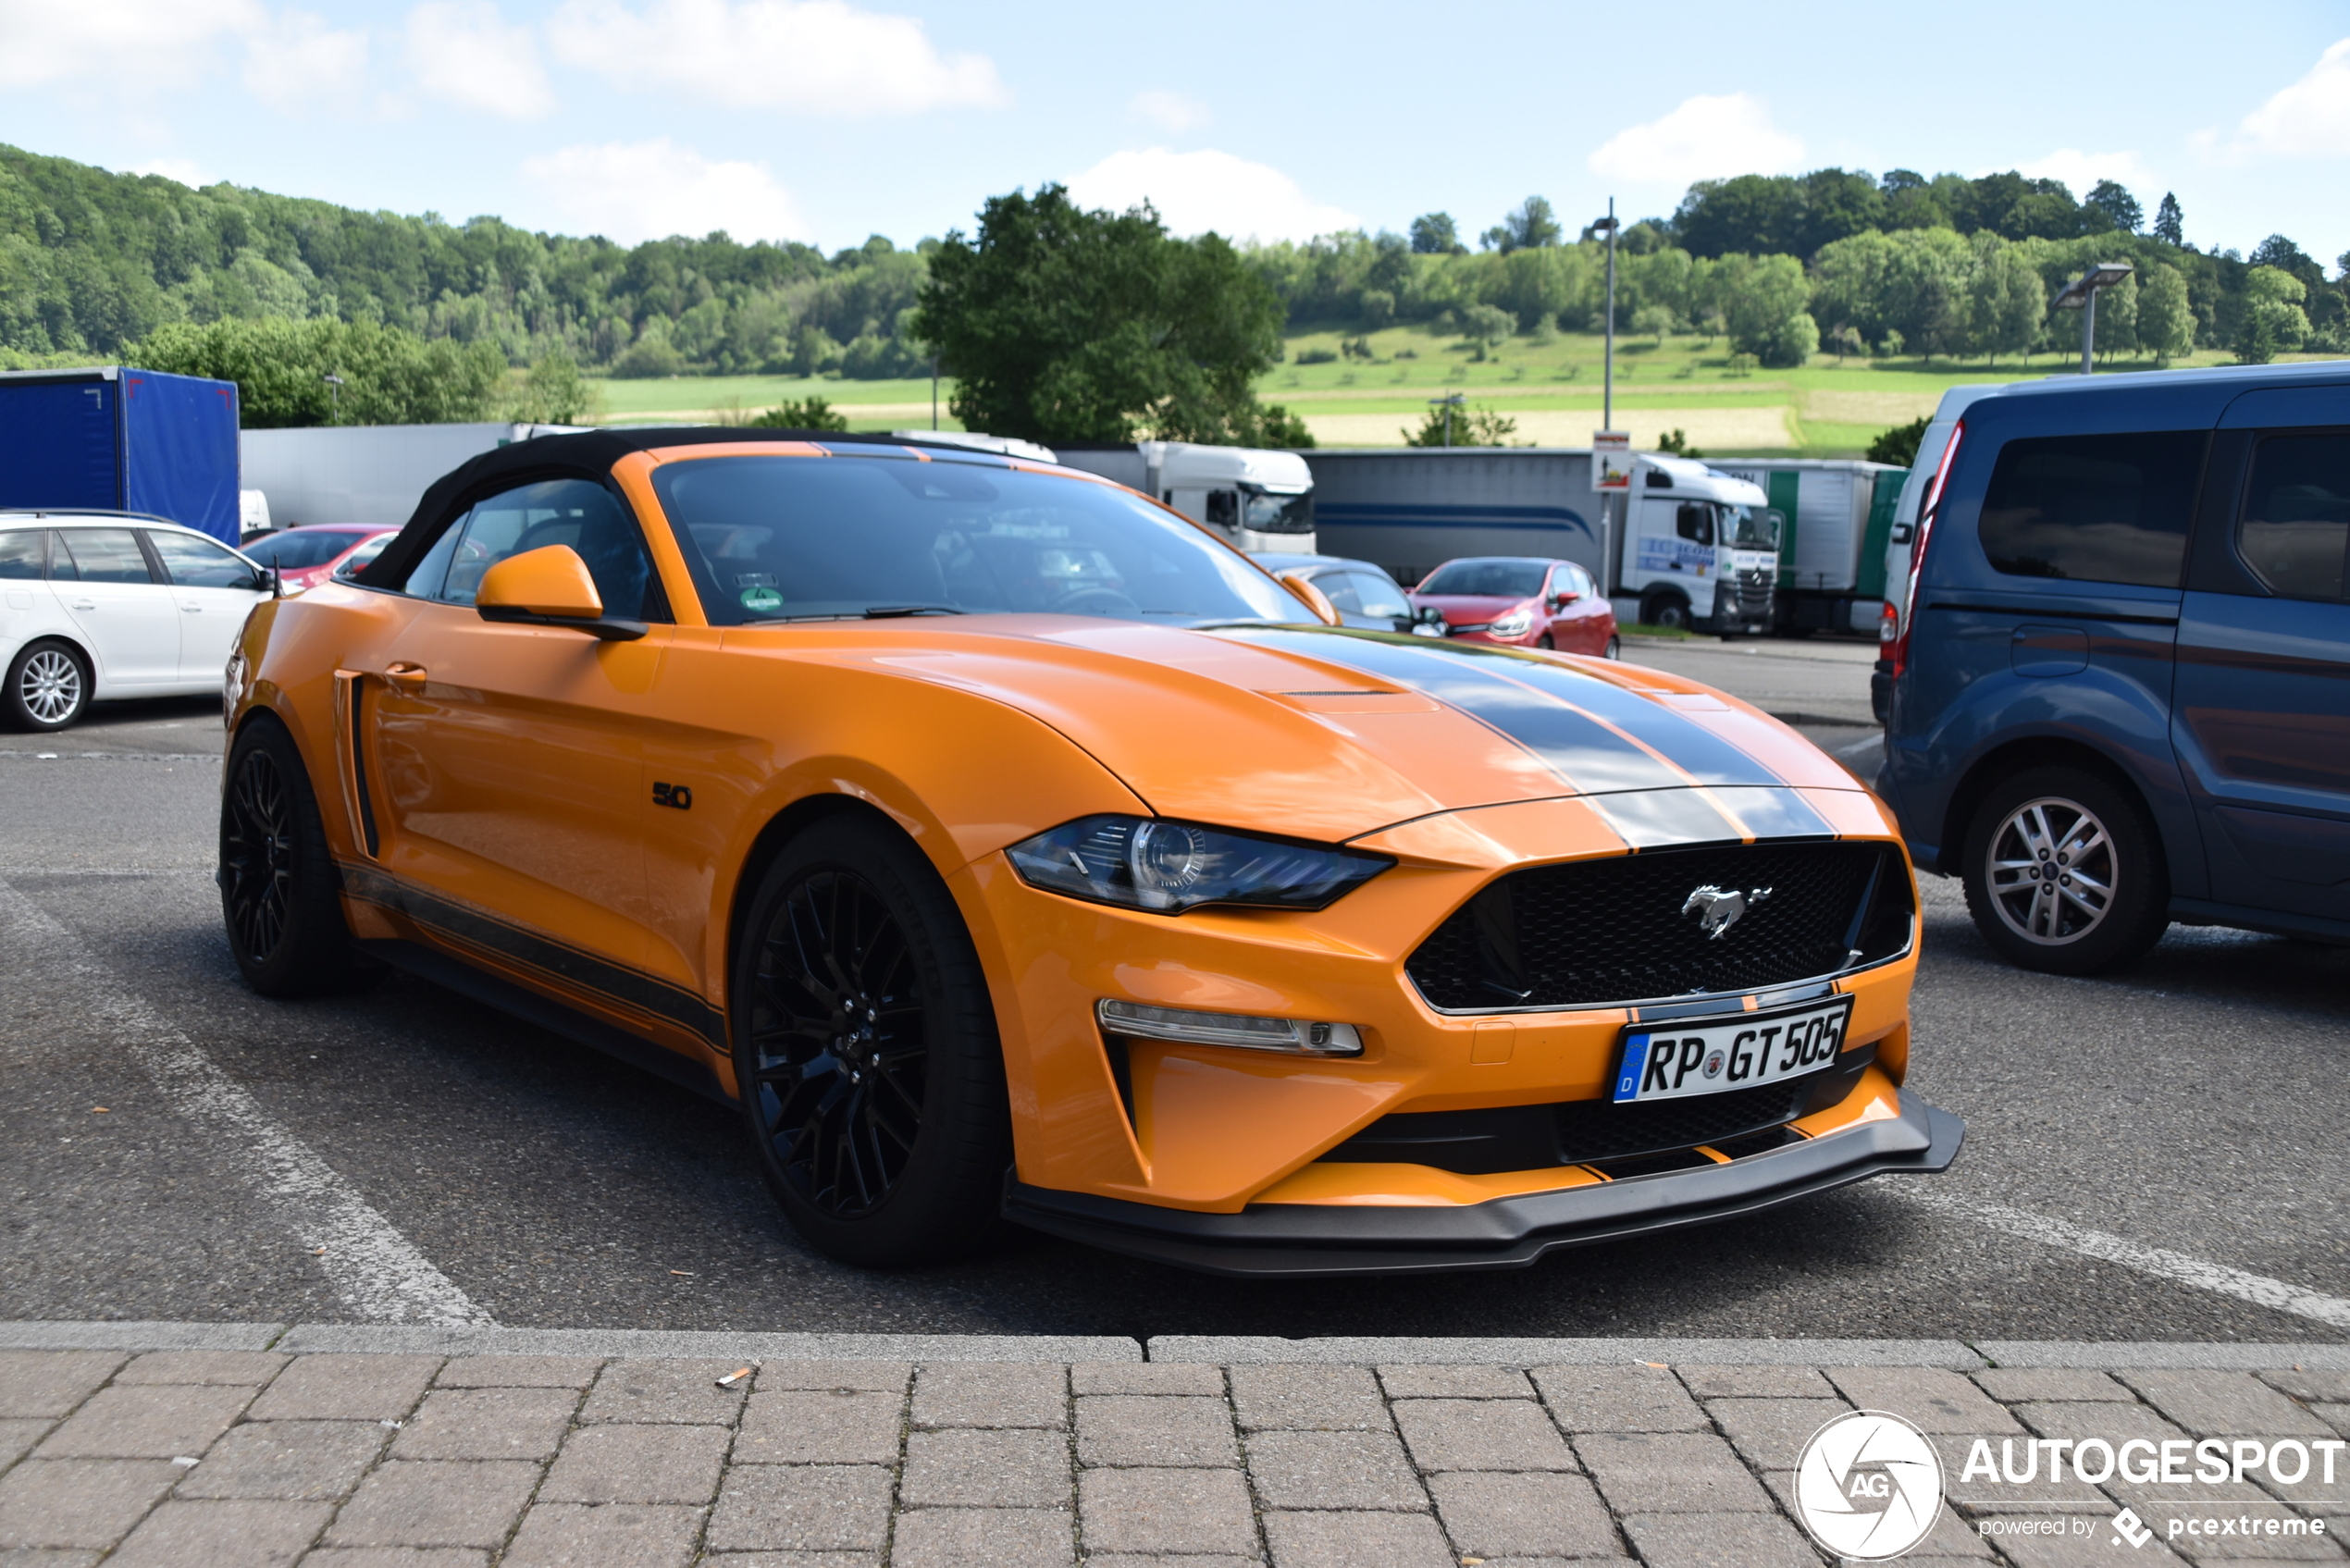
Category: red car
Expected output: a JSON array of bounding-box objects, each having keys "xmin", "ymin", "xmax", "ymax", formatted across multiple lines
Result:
[
  {"xmin": 1409, "ymin": 556, "xmax": 1619, "ymax": 658},
  {"xmin": 238, "ymin": 525, "xmax": 401, "ymax": 591}
]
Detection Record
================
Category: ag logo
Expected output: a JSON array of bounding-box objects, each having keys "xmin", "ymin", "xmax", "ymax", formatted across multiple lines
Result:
[{"xmin": 1794, "ymin": 1410, "xmax": 1944, "ymax": 1561}]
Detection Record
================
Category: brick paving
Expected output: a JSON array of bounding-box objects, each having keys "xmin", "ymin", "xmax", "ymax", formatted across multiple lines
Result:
[{"xmin": 0, "ymin": 1338, "xmax": 2344, "ymax": 1564}]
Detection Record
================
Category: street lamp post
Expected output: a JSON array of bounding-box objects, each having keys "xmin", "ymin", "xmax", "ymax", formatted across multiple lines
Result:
[
  {"xmin": 1429, "ymin": 392, "xmax": 1466, "ymax": 448},
  {"xmin": 321, "ymin": 373, "xmax": 344, "ymax": 421},
  {"xmin": 2052, "ymin": 263, "xmax": 2134, "ymax": 375},
  {"xmin": 1590, "ymin": 201, "xmax": 1620, "ymax": 431}
]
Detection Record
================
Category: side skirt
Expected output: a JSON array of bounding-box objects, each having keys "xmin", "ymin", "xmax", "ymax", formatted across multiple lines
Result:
[{"xmin": 358, "ymin": 937, "xmax": 736, "ymax": 1106}]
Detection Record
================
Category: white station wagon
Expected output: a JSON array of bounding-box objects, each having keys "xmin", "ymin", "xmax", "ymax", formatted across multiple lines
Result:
[{"xmin": 0, "ymin": 512, "xmax": 272, "ymax": 732}]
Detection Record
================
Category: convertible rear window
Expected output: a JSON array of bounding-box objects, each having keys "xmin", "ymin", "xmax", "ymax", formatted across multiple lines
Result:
[
  {"xmin": 649, "ymin": 454, "xmax": 1296, "ymax": 626},
  {"xmin": 1976, "ymin": 432, "xmax": 2202, "ymax": 586}
]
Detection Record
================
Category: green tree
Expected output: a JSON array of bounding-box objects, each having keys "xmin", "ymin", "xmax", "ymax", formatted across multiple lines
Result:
[
  {"xmin": 2138, "ymin": 265, "xmax": 2194, "ymax": 363},
  {"xmin": 1484, "ymin": 196, "xmax": 1562, "ymax": 253},
  {"xmin": 2236, "ymin": 266, "xmax": 2310, "ymax": 363},
  {"xmin": 1632, "ymin": 303, "xmax": 1676, "ymax": 346},
  {"xmin": 1409, "ymin": 213, "xmax": 1462, "ymax": 255},
  {"xmin": 746, "ymin": 395, "xmax": 850, "ymax": 431},
  {"xmin": 1404, "ymin": 404, "xmax": 1516, "ymax": 446},
  {"xmin": 2152, "ymin": 192, "xmax": 2184, "ymax": 246},
  {"xmin": 127, "ymin": 316, "xmax": 503, "ymax": 426},
  {"xmin": 1964, "ymin": 240, "xmax": 2044, "ymax": 366},
  {"xmin": 1716, "ymin": 253, "xmax": 1815, "ymax": 367},
  {"xmin": 2084, "ymin": 179, "xmax": 2144, "ymax": 234},
  {"xmin": 911, "ymin": 184, "xmax": 1286, "ymax": 447},
  {"xmin": 1866, "ymin": 416, "xmax": 1929, "ymax": 465},
  {"xmin": 502, "ymin": 347, "xmax": 602, "ymax": 424},
  {"xmin": 1460, "ymin": 302, "xmax": 1515, "ymax": 359}
]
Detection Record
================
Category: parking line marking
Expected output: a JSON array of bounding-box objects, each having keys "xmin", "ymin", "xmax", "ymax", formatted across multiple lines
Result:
[
  {"xmin": 1901, "ymin": 1188, "xmax": 2350, "ymax": 1329},
  {"xmin": 0, "ymin": 883, "xmax": 492, "ymax": 1327}
]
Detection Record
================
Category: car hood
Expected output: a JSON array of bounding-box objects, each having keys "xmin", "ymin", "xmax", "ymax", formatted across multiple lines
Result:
[{"xmin": 770, "ymin": 618, "xmax": 1863, "ymax": 847}]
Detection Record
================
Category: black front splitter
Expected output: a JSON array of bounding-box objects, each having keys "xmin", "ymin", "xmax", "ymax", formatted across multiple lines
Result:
[{"xmin": 1003, "ymin": 1096, "xmax": 1962, "ymax": 1278}]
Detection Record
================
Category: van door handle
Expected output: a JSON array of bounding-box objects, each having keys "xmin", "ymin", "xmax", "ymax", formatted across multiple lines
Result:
[{"xmin": 385, "ymin": 661, "xmax": 428, "ymax": 686}]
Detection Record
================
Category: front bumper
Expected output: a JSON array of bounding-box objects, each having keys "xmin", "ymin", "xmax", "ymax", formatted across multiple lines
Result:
[{"xmin": 1003, "ymin": 1093, "xmax": 1962, "ymax": 1278}]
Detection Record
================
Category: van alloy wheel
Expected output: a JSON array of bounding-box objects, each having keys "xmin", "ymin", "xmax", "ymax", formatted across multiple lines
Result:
[{"xmin": 1983, "ymin": 795, "xmax": 2116, "ymax": 945}]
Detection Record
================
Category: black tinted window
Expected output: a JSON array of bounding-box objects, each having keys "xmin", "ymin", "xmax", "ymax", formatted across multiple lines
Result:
[
  {"xmin": 1977, "ymin": 431, "xmax": 2202, "ymax": 586},
  {"xmin": 0, "ymin": 531, "xmax": 40, "ymax": 579},
  {"xmin": 651, "ymin": 454, "xmax": 1293, "ymax": 626},
  {"xmin": 2238, "ymin": 434, "xmax": 2350, "ymax": 603},
  {"xmin": 407, "ymin": 479, "xmax": 659, "ymax": 620},
  {"xmin": 1675, "ymin": 503, "xmax": 1713, "ymax": 546}
]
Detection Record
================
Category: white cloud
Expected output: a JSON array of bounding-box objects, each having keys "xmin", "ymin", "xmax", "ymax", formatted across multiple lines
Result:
[
  {"xmin": 2015, "ymin": 148, "xmax": 2155, "ymax": 197},
  {"xmin": 1587, "ymin": 93, "xmax": 1805, "ymax": 187},
  {"xmin": 521, "ymin": 139, "xmax": 806, "ymax": 244},
  {"xmin": 2224, "ymin": 37, "xmax": 2350, "ymax": 159},
  {"xmin": 1129, "ymin": 89, "xmax": 1209, "ymax": 133},
  {"xmin": 1065, "ymin": 148, "xmax": 1357, "ymax": 242},
  {"xmin": 132, "ymin": 157, "xmax": 216, "ymax": 187},
  {"xmin": 0, "ymin": 0, "xmax": 264, "ymax": 88},
  {"xmin": 243, "ymin": 9, "xmax": 368, "ymax": 113},
  {"xmin": 549, "ymin": 0, "xmax": 1006, "ymax": 115},
  {"xmin": 405, "ymin": 1, "xmax": 553, "ymax": 119}
]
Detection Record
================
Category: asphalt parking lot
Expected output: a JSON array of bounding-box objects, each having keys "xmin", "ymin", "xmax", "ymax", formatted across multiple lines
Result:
[{"xmin": 5, "ymin": 649, "xmax": 2346, "ymax": 1344}]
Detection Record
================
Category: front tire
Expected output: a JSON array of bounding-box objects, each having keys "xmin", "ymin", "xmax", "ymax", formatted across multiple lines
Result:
[
  {"xmin": 219, "ymin": 716, "xmax": 372, "ymax": 995},
  {"xmin": 6, "ymin": 640, "xmax": 90, "ymax": 732},
  {"xmin": 1639, "ymin": 591, "xmax": 1690, "ymax": 632},
  {"xmin": 1960, "ymin": 766, "xmax": 2169, "ymax": 975},
  {"xmin": 734, "ymin": 814, "xmax": 1011, "ymax": 1267},
  {"xmin": 1603, "ymin": 635, "xmax": 1622, "ymax": 660}
]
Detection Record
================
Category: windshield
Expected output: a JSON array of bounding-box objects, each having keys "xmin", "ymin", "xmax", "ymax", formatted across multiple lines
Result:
[
  {"xmin": 652, "ymin": 453, "xmax": 1299, "ymax": 626},
  {"xmin": 243, "ymin": 529, "xmax": 367, "ymax": 569},
  {"xmin": 1242, "ymin": 488, "xmax": 1314, "ymax": 535},
  {"xmin": 332, "ymin": 534, "xmax": 393, "ymax": 578},
  {"xmin": 1727, "ymin": 507, "xmax": 1779, "ymax": 550},
  {"xmin": 1416, "ymin": 558, "xmax": 1548, "ymax": 598}
]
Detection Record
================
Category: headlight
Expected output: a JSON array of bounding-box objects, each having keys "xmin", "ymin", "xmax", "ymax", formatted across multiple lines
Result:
[
  {"xmin": 1007, "ymin": 815, "xmax": 1391, "ymax": 913},
  {"xmin": 1488, "ymin": 608, "xmax": 1535, "ymax": 638}
]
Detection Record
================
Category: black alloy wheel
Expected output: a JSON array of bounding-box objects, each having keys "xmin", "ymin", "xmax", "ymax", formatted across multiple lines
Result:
[
  {"xmin": 5, "ymin": 640, "xmax": 90, "ymax": 732},
  {"xmin": 219, "ymin": 718, "xmax": 372, "ymax": 995},
  {"xmin": 736, "ymin": 815, "xmax": 1010, "ymax": 1266}
]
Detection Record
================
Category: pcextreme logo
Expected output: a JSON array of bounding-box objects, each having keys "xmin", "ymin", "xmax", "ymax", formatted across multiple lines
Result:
[{"xmin": 1794, "ymin": 1410, "xmax": 1946, "ymax": 1560}]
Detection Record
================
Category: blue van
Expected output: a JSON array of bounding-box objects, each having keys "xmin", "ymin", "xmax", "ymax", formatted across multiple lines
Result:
[{"xmin": 1877, "ymin": 361, "xmax": 2350, "ymax": 973}]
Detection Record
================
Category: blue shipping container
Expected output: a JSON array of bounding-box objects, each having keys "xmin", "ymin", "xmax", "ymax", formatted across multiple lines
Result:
[{"xmin": 0, "ymin": 366, "xmax": 241, "ymax": 544}]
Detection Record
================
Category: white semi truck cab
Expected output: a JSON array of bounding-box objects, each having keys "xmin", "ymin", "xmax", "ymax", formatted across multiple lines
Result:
[
  {"xmin": 1045, "ymin": 441, "xmax": 1317, "ymax": 553},
  {"xmin": 1616, "ymin": 454, "xmax": 1777, "ymax": 635}
]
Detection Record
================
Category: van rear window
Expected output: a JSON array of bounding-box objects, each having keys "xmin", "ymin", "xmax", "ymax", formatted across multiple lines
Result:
[{"xmin": 1976, "ymin": 432, "xmax": 2202, "ymax": 587}]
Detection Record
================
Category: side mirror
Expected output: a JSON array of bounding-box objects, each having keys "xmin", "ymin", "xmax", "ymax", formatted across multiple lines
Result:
[
  {"xmin": 1411, "ymin": 603, "xmax": 1449, "ymax": 636},
  {"xmin": 476, "ymin": 545, "xmax": 647, "ymax": 641},
  {"xmin": 1275, "ymin": 571, "xmax": 1342, "ymax": 626},
  {"xmin": 1889, "ymin": 523, "xmax": 1914, "ymax": 545}
]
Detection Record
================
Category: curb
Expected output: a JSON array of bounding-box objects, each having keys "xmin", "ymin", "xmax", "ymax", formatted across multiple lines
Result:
[{"xmin": 4, "ymin": 1322, "xmax": 2344, "ymax": 1368}]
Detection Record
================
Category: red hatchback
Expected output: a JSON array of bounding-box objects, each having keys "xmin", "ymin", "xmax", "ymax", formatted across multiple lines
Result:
[
  {"xmin": 239, "ymin": 525, "xmax": 401, "ymax": 591},
  {"xmin": 1409, "ymin": 556, "xmax": 1619, "ymax": 658}
]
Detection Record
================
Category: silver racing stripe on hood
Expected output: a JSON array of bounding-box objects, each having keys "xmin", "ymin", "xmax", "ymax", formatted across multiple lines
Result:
[{"xmin": 1231, "ymin": 628, "xmax": 1837, "ymax": 846}]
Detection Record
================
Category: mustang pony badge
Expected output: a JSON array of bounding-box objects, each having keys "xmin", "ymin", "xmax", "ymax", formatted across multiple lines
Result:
[{"xmin": 1682, "ymin": 883, "xmax": 1773, "ymax": 939}]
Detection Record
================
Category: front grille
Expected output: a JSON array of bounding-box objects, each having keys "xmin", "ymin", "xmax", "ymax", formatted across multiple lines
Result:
[
  {"xmin": 1552, "ymin": 1078, "xmax": 1810, "ymax": 1162},
  {"xmin": 1735, "ymin": 569, "xmax": 1774, "ymax": 619},
  {"xmin": 1405, "ymin": 842, "xmax": 1911, "ymax": 1013}
]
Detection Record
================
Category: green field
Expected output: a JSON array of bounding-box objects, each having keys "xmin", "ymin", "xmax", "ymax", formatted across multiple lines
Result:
[{"xmin": 588, "ymin": 328, "xmax": 2300, "ymax": 455}]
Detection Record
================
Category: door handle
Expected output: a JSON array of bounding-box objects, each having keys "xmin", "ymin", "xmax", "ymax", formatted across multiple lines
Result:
[
  {"xmin": 385, "ymin": 661, "xmax": 428, "ymax": 686},
  {"xmin": 182, "ymin": 604, "xmax": 204, "ymax": 613},
  {"xmin": 70, "ymin": 599, "xmax": 95, "ymax": 611}
]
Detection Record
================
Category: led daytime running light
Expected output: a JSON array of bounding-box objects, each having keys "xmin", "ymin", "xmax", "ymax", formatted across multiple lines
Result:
[{"xmin": 1097, "ymin": 999, "xmax": 1364, "ymax": 1056}]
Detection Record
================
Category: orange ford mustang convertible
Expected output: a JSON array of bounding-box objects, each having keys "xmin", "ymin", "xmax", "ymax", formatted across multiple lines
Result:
[{"xmin": 219, "ymin": 429, "xmax": 1960, "ymax": 1276}]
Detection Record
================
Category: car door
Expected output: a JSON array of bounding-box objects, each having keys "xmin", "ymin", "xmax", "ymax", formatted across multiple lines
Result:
[
  {"xmin": 1549, "ymin": 563, "xmax": 1607, "ymax": 653},
  {"xmin": 364, "ymin": 477, "xmax": 674, "ymax": 999},
  {"xmin": 2173, "ymin": 385, "xmax": 2350, "ymax": 924},
  {"xmin": 49, "ymin": 526, "xmax": 180, "ymax": 690},
  {"xmin": 144, "ymin": 528, "xmax": 269, "ymax": 686}
]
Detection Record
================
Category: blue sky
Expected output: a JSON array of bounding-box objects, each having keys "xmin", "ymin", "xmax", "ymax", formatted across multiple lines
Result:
[{"xmin": 3, "ymin": 0, "xmax": 2345, "ymax": 265}]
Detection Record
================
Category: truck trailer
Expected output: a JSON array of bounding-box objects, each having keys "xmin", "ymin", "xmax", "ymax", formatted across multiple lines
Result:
[
  {"xmin": 1045, "ymin": 441, "xmax": 1317, "ymax": 553},
  {"xmin": 1304, "ymin": 446, "xmax": 1775, "ymax": 635},
  {"xmin": 0, "ymin": 365, "xmax": 242, "ymax": 544},
  {"xmin": 1709, "ymin": 458, "xmax": 1908, "ymax": 636}
]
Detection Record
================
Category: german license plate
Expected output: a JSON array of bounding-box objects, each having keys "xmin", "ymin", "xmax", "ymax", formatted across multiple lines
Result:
[{"xmin": 1611, "ymin": 997, "xmax": 1854, "ymax": 1104}]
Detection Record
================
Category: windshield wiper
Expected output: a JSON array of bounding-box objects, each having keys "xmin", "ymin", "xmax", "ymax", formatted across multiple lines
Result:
[{"xmin": 862, "ymin": 604, "xmax": 966, "ymax": 618}]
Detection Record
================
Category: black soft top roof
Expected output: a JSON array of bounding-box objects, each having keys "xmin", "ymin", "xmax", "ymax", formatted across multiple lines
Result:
[{"xmin": 357, "ymin": 426, "xmax": 1029, "ymax": 588}]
